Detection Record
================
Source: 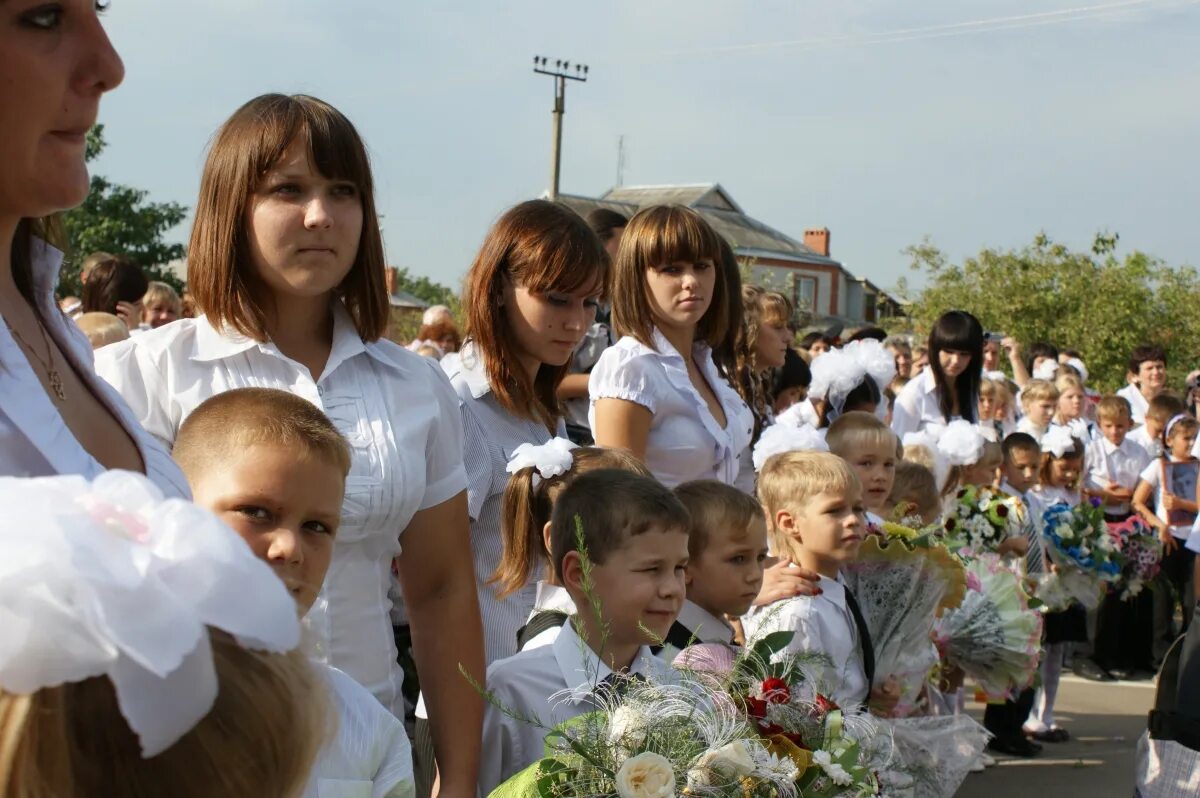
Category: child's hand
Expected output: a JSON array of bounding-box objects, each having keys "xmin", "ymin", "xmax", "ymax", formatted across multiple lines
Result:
[
  {"xmin": 1160, "ymin": 527, "xmax": 1179, "ymax": 553},
  {"xmin": 753, "ymin": 558, "xmax": 821, "ymax": 606},
  {"xmin": 1163, "ymin": 493, "xmax": 1182, "ymax": 512},
  {"xmin": 1002, "ymin": 336, "xmax": 1021, "ymax": 356},
  {"xmin": 997, "ymin": 537, "xmax": 1029, "ymax": 557},
  {"xmin": 1106, "ymin": 484, "xmax": 1134, "ymax": 501},
  {"xmin": 869, "ymin": 676, "xmax": 901, "ymax": 717}
]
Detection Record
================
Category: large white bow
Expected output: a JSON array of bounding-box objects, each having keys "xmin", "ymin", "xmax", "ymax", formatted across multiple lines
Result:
[
  {"xmin": 0, "ymin": 471, "xmax": 301, "ymax": 757},
  {"xmin": 506, "ymin": 437, "xmax": 578, "ymax": 488},
  {"xmin": 1041, "ymin": 426, "xmax": 1078, "ymax": 458},
  {"xmin": 752, "ymin": 422, "xmax": 829, "ymax": 472}
]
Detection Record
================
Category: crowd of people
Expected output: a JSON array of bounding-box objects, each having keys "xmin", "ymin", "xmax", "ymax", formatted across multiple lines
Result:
[{"xmin": 1, "ymin": 5, "xmax": 1197, "ymax": 798}]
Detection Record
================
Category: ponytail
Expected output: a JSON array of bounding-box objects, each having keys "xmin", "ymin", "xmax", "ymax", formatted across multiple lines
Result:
[{"xmin": 490, "ymin": 467, "xmax": 552, "ymax": 599}]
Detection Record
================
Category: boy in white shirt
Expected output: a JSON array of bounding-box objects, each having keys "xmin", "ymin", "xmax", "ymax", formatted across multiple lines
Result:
[
  {"xmin": 665, "ymin": 480, "xmax": 769, "ymax": 656},
  {"xmin": 744, "ymin": 450, "xmax": 899, "ymax": 713},
  {"xmin": 1129, "ymin": 394, "xmax": 1186, "ymax": 459},
  {"xmin": 1085, "ymin": 396, "xmax": 1151, "ymax": 518},
  {"xmin": 477, "ymin": 470, "xmax": 689, "ymax": 793},
  {"xmin": 1087, "ymin": 396, "xmax": 1154, "ymax": 679},
  {"xmin": 174, "ymin": 389, "xmax": 415, "ymax": 798},
  {"xmin": 1016, "ymin": 380, "xmax": 1059, "ymax": 444}
]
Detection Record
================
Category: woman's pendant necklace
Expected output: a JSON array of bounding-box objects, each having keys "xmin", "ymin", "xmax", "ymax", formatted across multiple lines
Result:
[{"xmin": 7, "ymin": 320, "xmax": 66, "ymax": 401}]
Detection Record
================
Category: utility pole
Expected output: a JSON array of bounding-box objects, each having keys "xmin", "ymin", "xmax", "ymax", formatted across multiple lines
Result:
[{"xmin": 532, "ymin": 56, "xmax": 588, "ymax": 201}]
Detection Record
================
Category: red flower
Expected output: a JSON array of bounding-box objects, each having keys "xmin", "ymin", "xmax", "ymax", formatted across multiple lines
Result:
[
  {"xmin": 814, "ymin": 694, "xmax": 840, "ymax": 714},
  {"xmin": 957, "ymin": 488, "xmax": 968, "ymax": 499},
  {"xmin": 744, "ymin": 696, "xmax": 768, "ymax": 719},
  {"xmin": 996, "ymin": 504, "xmax": 1009, "ymax": 517},
  {"xmin": 762, "ymin": 677, "xmax": 791, "ymax": 704},
  {"xmin": 944, "ymin": 518, "xmax": 958, "ymax": 532}
]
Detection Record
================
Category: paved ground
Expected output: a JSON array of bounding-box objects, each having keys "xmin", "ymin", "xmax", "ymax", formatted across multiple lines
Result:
[{"xmin": 958, "ymin": 674, "xmax": 1155, "ymax": 797}]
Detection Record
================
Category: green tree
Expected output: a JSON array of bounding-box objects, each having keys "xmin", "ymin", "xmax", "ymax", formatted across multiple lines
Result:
[
  {"xmin": 902, "ymin": 232, "xmax": 1200, "ymax": 392},
  {"xmin": 391, "ymin": 266, "xmax": 460, "ymax": 312},
  {"xmin": 59, "ymin": 125, "xmax": 187, "ymax": 297}
]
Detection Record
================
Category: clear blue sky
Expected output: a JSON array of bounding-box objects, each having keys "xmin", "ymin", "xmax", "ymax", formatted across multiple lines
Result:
[{"xmin": 96, "ymin": 0, "xmax": 1200, "ymax": 294}]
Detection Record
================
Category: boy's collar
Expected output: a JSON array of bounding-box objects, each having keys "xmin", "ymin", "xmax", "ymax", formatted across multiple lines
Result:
[
  {"xmin": 553, "ymin": 619, "xmax": 661, "ymax": 699},
  {"xmin": 675, "ymin": 600, "xmax": 734, "ymax": 645}
]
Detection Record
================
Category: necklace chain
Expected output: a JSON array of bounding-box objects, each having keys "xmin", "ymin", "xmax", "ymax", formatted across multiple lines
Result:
[{"xmin": 6, "ymin": 319, "xmax": 66, "ymax": 402}]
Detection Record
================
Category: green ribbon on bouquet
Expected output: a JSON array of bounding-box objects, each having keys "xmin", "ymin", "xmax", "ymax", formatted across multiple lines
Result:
[{"xmin": 487, "ymin": 757, "xmax": 572, "ymax": 798}]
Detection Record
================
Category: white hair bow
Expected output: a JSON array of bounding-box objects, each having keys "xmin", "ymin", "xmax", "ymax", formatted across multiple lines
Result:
[
  {"xmin": 506, "ymin": 437, "xmax": 578, "ymax": 488},
  {"xmin": 902, "ymin": 429, "xmax": 949, "ymax": 489},
  {"xmin": 1032, "ymin": 359, "xmax": 1059, "ymax": 381},
  {"xmin": 0, "ymin": 471, "xmax": 301, "ymax": 758},
  {"xmin": 809, "ymin": 340, "xmax": 896, "ymax": 422},
  {"xmin": 1041, "ymin": 426, "xmax": 1078, "ymax": 458},
  {"xmin": 936, "ymin": 419, "xmax": 986, "ymax": 467},
  {"xmin": 1065, "ymin": 357, "xmax": 1088, "ymax": 383},
  {"xmin": 752, "ymin": 422, "xmax": 829, "ymax": 472}
]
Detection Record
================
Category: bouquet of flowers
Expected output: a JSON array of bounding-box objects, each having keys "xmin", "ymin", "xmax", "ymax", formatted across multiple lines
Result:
[
  {"xmin": 487, "ymin": 671, "xmax": 810, "ymax": 797},
  {"xmin": 932, "ymin": 554, "xmax": 1043, "ymax": 700},
  {"xmin": 842, "ymin": 533, "xmax": 967, "ymax": 717},
  {"xmin": 674, "ymin": 635, "xmax": 883, "ymax": 798},
  {"xmin": 1106, "ymin": 516, "xmax": 1162, "ymax": 600},
  {"xmin": 1034, "ymin": 499, "xmax": 1125, "ymax": 611},
  {"xmin": 941, "ymin": 485, "xmax": 1023, "ymax": 558}
]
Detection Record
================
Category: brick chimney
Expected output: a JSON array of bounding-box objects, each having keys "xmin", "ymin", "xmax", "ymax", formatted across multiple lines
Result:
[
  {"xmin": 804, "ymin": 227, "xmax": 830, "ymax": 257},
  {"xmin": 385, "ymin": 266, "xmax": 398, "ymax": 295}
]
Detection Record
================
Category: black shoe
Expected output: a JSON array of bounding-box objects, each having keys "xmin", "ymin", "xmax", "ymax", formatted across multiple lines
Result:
[
  {"xmin": 988, "ymin": 737, "xmax": 1042, "ymax": 757},
  {"xmin": 1074, "ymin": 659, "xmax": 1115, "ymax": 682},
  {"xmin": 1108, "ymin": 668, "xmax": 1131, "ymax": 681}
]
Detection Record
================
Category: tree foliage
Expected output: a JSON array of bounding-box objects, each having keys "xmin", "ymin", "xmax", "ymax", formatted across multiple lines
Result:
[
  {"xmin": 392, "ymin": 265, "xmax": 461, "ymax": 312},
  {"xmin": 58, "ymin": 126, "xmax": 187, "ymax": 297},
  {"xmin": 902, "ymin": 232, "xmax": 1200, "ymax": 392}
]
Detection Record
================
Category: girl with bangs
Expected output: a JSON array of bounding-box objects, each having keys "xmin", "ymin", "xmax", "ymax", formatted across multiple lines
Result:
[
  {"xmin": 590, "ymin": 205, "xmax": 753, "ymax": 490},
  {"xmin": 445, "ymin": 199, "xmax": 608, "ymax": 665},
  {"xmin": 95, "ymin": 94, "xmax": 484, "ymax": 794},
  {"xmin": 891, "ymin": 309, "xmax": 984, "ymax": 438}
]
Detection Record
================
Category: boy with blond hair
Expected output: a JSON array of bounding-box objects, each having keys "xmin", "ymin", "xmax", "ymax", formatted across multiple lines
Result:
[
  {"xmin": 745, "ymin": 451, "xmax": 897, "ymax": 712},
  {"xmin": 1016, "ymin": 380, "xmax": 1059, "ymax": 443},
  {"xmin": 173, "ymin": 388, "xmax": 415, "ymax": 798}
]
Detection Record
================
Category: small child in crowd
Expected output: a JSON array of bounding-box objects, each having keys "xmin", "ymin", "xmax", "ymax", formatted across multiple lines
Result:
[
  {"xmin": 745, "ymin": 450, "xmax": 898, "ymax": 713},
  {"xmin": 1024, "ymin": 432, "xmax": 1087, "ymax": 743},
  {"xmin": 978, "ymin": 377, "xmax": 1016, "ymax": 442},
  {"xmin": 75, "ymin": 311, "xmax": 130, "ymax": 349},
  {"xmin": 477, "ymin": 470, "xmax": 689, "ymax": 793},
  {"xmin": 1088, "ymin": 396, "xmax": 1155, "ymax": 679},
  {"xmin": 668, "ymin": 480, "xmax": 769, "ymax": 654},
  {"xmin": 1128, "ymin": 393, "xmax": 1185, "ymax": 459},
  {"xmin": 1133, "ymin": 413, "xmax": 1199, "ymax": 661},
  {"xmin": 1051, "ymin": 373, "xmax": 1096, "ymax": 443},
  {"xmin": 173, "ymin": 388, "xmax": 416, "ymax": 798},
  {"xmin": 772, "ymin": 347, "xmax": 813, "ymax": 415},
  {"xmin": 1016, "ymin": 379, "xmax": 1059, "ymax": 443},
  {"xmin": 885, "ymin": 461, "xmax": 942, "ymax": 527},
  {"xmin": 827, "ymin": 411, "xmax": 899, "ymax": 532},
  {"xmin": 491, "ymin": 439, "xmax": 651, "ymax": 651}
]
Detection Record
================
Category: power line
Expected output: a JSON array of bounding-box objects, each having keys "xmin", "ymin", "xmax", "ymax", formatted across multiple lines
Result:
[{"xmin": 657, "ymin": 0, "xmax": 1197, "ymax": 57}]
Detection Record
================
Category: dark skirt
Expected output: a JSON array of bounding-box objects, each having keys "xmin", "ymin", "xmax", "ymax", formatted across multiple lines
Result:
[{"xmin": 1045, "ymin": 604, "xmax": 1089, "ymax": 644}]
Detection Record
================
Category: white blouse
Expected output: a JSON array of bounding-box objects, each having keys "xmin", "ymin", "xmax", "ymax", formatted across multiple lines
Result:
[
  {"xmin": 94, "ymin": 303, "xmax": 468, "ymax": 717},
  {"xmin": 588, "ymin": 329, "xmax": 753, "ymax": 488},
  {"xmin": 0, "ymin": 240, "xmax": 187, "ymax": 498},
  {"xmin": 890, "ymin": 367, "xmax": 959, "ymax": 439},
  {"xmin": 445, "ymin": 344, "xmax": 566, "ymax": 665}
]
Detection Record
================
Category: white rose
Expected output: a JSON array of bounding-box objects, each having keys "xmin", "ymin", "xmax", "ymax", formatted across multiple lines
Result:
[
  {"xmin": 608, "ymin": 705, "xmax": 648, "ymax": 749},
  {"xmin": 615, "ymin": 752, "xmax": 676, "ymax": 798},
  {"xmin": 691, "ymin": 740, "xmax": 756, "ymax": 779}
]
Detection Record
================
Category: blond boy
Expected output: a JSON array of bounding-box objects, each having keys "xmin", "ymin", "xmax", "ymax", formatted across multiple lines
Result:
[{"xmin": 1017, "ymin": 380, "xmax": 1059, "ymax": 443}]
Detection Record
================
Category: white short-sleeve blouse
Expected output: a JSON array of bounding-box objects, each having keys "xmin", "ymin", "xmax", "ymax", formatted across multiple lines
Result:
[
  {"xmin": 95, "ymin": 303, "xmax": 467, "ymax": 716},
  {"xmin": 444, "ymin": 344, "xmax": 564, "ymax": 665},
  {"xmin": 891, "ymin": 367, "xmax": 959, "ymax": 439},
  {"xmin": 0, "ymin": 241, "xmax": 187, "ymax": 498},
  {"xmin": 588, "ymin": 328, "xmax": 753, "ymax": 488}
]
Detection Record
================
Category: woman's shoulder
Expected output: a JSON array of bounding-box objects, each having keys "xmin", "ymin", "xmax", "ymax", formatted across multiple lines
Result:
[
  {"xmin": 594, "ymin": 335, "xmax": 665, "ymax": 371},
  {"xmin": 94, "ymin": 317, "xmax": 210, "ymax": 376}
]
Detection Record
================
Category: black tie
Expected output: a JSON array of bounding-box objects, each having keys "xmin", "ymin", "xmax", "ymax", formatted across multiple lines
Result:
[
  {"xmin": 843, "ymin": 587, "xmax": 876, "ymax": 692},
  {"xmin": 593, "ymin": 671, "xmax": 647, "ymax": 704}
]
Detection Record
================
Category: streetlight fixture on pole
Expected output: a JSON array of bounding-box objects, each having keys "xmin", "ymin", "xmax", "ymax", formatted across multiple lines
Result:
[{"xmin": 533, "ymin": 55, "xmax": 588, "ymax": 201}]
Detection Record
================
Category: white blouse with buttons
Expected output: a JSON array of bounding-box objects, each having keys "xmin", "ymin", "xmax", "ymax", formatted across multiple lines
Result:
[
  {"xmin": 95, "ymin": 303, "xmax": 468, "ymax": 717},
  {"xmin": 0, "ymin": 240, "xmax": 188, "ymax": 498},
  {"xmin": 588, "ymin": 328, "xmax": 753, "ymax": 489}
]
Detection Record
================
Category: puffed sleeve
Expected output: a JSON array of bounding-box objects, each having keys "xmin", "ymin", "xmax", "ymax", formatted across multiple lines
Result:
[
  {"xmin": 416, "ymin": 357, "xmax": 469, "ymax": 511},
  {"xmin": 890, "ymin": 377, "xmax": 924, "ymax": 439},
  {"xmin": 94, "ymin": 336, "xmax": 180, "ymax": 450},
  {"xmin": 588, "ymin": 344, "xmax": 661, "ymax": 413}
]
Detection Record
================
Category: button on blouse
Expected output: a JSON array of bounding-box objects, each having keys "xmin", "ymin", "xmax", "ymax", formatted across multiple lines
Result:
[
  {"xmin": 588, "ymin": 328, "xmax": 753, "ymax": 488},
  {"xmin": 95, "ymin": 303, "xmax": 467, "ymax": 716}
]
